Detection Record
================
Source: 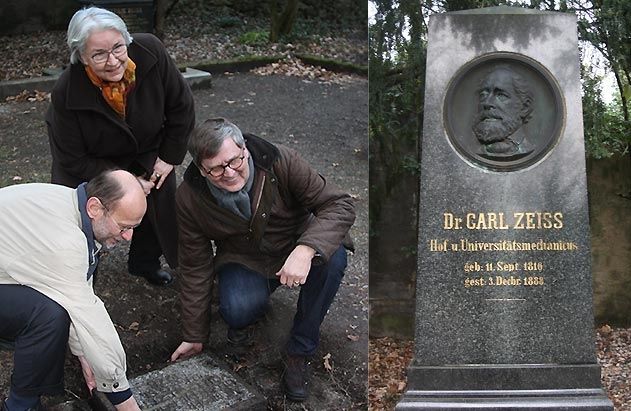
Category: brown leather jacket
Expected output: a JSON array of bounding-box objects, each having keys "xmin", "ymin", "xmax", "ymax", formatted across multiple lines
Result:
[{"xmin": 176, "ymin": 134, "xmax": 355, "ymax": 342}]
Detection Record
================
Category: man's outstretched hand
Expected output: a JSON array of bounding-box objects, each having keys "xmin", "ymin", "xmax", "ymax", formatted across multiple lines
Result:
[{"xmin": 170, "ymin": 341, "xmax": 203, "ymax": 362}]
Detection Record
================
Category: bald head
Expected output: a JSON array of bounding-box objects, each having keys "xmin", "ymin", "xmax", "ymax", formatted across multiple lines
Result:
[
  {"xmin": 86, "ymin": 169, "xmax": 147, "ymax": 222},
  {"xmin": 108, "ymin": 170, "xmax": 147, "ymax": 218},
  {"xmin": 85, "ymin": 170, "xmax": 147, "ymax": 248}
]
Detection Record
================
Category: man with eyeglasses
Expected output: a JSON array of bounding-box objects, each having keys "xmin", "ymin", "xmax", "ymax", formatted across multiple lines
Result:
[
  {"xmin": 0, "ymin": 170, "xmax": 146, "ymax": 411},
  {"xmin": 169, "ymin": 118, "xmax": 356, "ymax": 402}
]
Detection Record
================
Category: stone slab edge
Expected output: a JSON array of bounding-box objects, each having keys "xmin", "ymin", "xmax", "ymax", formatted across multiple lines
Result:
[{"xmin": 0, "ymin": 67, "xmax": 212, "ymax": 100}]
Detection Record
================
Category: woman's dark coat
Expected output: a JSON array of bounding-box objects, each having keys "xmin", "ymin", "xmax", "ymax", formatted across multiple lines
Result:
[{"xmin": 46, "ymin": 33, "xmax": 195, "ymax": 266}]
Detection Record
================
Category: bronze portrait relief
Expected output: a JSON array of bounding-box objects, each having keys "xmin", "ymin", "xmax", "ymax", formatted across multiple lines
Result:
[{"xmin": 444, "ymin": 53, "xmax": 564, "ymax": 171}]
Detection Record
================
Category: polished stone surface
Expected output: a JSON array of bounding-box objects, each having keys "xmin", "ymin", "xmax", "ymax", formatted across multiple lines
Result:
[{"xmin": 397, "ymin": 6, "xmax": 612, "ymax": 409}]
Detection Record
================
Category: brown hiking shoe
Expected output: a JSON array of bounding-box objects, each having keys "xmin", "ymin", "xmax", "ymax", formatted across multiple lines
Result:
[
  {"xmin": 282, "ymin": 355, "xmax": 309, "ymax": 401},
  {"xmin": 227, "ymin": 326, "xmax": 255, "ymax": 347},
  {"xmin": 224, "ymin": 326, "xmax": 255, "ymax": 361}
]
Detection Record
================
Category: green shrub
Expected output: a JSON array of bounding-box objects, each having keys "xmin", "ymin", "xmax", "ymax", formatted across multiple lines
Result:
[
  {"xmin": 217, "ymin": 16, "xmax": 242, "ymax": 28},
  {"xmin": 238, "ymin": 30, "xmax": 269, "ymax": 45}
]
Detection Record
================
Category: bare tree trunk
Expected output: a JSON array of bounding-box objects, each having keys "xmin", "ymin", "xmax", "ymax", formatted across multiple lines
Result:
[
  {"xmin": 154, "ymin": 0, "xmax": 180, "ymax": 39},
  {"xmin": 269, "ymin": 0, "xmax": 299, "ymax": 43}
]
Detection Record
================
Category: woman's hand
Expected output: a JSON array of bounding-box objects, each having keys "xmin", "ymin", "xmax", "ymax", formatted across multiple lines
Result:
[
  {"xmin": 135, "ymin": 176, "xmax": 155, "ymax": 196},
  {"xmin": 150, "ymin": 157, "xmax": 175, "ymax": 190}
]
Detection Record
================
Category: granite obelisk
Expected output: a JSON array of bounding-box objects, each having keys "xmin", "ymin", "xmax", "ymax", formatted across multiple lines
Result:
[{"xmin": 396, "ymin": 7, "xmax": 613, "ymax": 409}]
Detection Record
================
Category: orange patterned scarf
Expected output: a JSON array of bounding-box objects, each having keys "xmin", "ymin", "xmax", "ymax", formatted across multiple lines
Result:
[{"xmin": 85, "ymin": 58, "xmax": 137, "ymax": 118}]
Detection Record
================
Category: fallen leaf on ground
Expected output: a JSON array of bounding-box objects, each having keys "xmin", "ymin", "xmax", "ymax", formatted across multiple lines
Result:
[
  {"xmin": 5, "ymin": 90, "xmax": 50, "ymax": 103},
  {"xmin": 234, "ymin": 364, "xmax": 245, "ymax": 372},
  {"xmin": 323, "ymin": 353, "xmax": 333, "ymax": 372},
  {"xmin": 250, "ymin": 56, "xmax": 363, "ymax": 85}
]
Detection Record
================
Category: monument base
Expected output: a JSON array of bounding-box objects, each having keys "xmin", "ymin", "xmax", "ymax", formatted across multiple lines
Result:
[
  {"xmin": 395, "ymin": 364, "xmax": 613, "ymax": 410},
  {"xmin": 395, "ymin": 389, "xmax": 613, "ymax": 410}
]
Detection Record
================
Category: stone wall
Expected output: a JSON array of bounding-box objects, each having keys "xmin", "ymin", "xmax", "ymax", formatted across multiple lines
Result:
[
  {"xmin": 369, "ymin": 173, "xmax": 417, "ymax": 339},
  {"xmin": 588, "ymin": 155, "xmax": 631, "ymax": 326}
]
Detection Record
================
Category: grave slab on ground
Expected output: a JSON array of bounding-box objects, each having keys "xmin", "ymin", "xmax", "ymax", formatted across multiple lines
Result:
[{"xmin": 130, "ymin": 353, "xmax": 266, "ymax": 410}]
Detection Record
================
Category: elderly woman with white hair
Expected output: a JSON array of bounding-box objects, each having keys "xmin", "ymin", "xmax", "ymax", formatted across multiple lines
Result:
[{"xmin": 46, "ymin": 6, "xmax": 195, "ymax": 287}]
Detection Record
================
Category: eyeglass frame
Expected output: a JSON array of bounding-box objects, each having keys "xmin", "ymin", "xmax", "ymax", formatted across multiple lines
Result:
[
  {"xmin": 90, "ymin": 43, "xmax": 127, "ymax": 64},
  {"xmin": 200, "ymin": 147, "xmax": 246, "ymax": 177},
  {"xmin": 97, "ymin": 198, "xmax": 140, "ymax": 235}
]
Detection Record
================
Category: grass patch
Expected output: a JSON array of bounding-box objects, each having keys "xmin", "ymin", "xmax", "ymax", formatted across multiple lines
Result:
[{"xmin": 238, "ymin": 30, "xmax": 269, "ymax": 46}]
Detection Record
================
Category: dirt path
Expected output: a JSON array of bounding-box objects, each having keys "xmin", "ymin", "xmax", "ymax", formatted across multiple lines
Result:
[{"xmin": 0, "ymin": 72, "xmax": 368, "ymax": 410}]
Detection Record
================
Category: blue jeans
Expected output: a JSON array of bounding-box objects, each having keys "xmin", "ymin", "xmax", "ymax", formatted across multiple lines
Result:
[
  {"xmin": 0, "ymin": 285, "xmax": 70, "ymax": 397},
  {"xmin": 217, "ymin": 245, "xmax": 347, "ymax": 356}
]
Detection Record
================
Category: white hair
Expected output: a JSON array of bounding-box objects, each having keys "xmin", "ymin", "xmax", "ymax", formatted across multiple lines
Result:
[{"xmin": 67, "ymin": 7, "xmax": 133, "ymax": 64}]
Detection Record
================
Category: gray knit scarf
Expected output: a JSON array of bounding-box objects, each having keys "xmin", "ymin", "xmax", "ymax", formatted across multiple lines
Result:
[{"xmin": 206, "ymin": 155, "xmax": 255, "ymax": 220}]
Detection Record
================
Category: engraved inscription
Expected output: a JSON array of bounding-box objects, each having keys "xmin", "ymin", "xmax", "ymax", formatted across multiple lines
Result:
[
  {"xmin": 443, "ymin": 212, "xmax": 563, "ymax": 230},
  {"xmin": 429, "ymin": 210, "xmax": 576, "ymax": 294}
]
